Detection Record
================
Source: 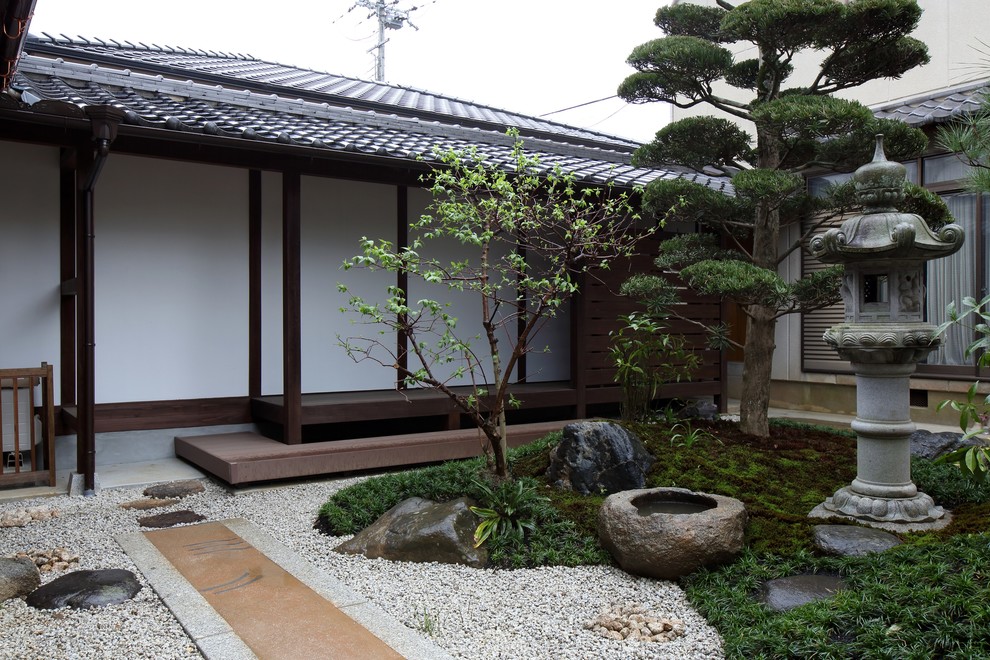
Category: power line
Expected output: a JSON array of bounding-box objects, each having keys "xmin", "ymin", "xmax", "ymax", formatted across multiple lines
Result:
[{"xmin": 539, "ymin": 95, "xmax": 618, "ymax": 117}]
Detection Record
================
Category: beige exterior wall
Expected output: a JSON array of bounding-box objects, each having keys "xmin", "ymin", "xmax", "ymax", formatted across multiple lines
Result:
[{"xmin": 670, "ymin": 0, "xmax": 985, "ymax": 125}]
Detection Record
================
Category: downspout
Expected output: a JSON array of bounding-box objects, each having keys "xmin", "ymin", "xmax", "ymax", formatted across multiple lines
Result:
[
  {"xmin": 0, "ymin": 0, "xmax": 37, "ymax": 92},
  {"xmin": 77, "ymin": 105, "xmax": 124, "ymax": 495}
]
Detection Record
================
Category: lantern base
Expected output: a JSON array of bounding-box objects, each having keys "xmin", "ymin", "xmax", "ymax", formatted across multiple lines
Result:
[{"xmin": 820, "ymin": 486, "xmax": 944, "ymax": 524}]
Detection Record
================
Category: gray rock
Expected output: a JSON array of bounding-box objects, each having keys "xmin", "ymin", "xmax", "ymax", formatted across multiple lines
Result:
[
  {"xmin": 143, "ymin": 480, "xmax": 205, "ymax": 499},
  {"xmin": 547, "ymin": 421, "xmax": 653, "ymax": 495},
  {"xmin": 26, "ymin": 569, "xmax": 141, "ymax": 610},
  {"xmin": 598, "ymin": 487, "xmax": 746, "ymax": 580},
  {"xmin": 813, "ymin": 524, "xmax": 902, "ymax": 557},
  {"xmin": 910, "ymin": 429, "xmax": 985, "ymax": 461},
  {"xmin": 760, "ymin": 574, "xmax": 846, "ymax": 612},
  {"xmin": 679, "ymin": 399, "xmax": 718, "ymax": 421},
  {"xmin": 137, "ymin": 510, "xmax": 206, "ymax": 528},
  {"xmin": 0, "ymin": 556, "xmax": 41, "ymax": 603},
  {"xmin": 334, "ymin": 497, "xmax": 487, "ymax": 568}
]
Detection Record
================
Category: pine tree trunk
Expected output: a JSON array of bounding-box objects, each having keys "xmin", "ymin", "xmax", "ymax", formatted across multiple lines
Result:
[{"xmin": 739, "ymin": 305, "xmax": 776, "ymax": 438}]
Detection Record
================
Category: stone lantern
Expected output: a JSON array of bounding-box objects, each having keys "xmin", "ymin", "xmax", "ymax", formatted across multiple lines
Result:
[{"xmin": 809, "ymin": 135, "xmax": 964, "ymax": 526}]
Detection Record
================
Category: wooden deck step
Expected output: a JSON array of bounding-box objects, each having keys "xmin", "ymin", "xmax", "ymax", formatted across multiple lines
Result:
[{"xmin": 175, "ymin": 421, "xmax": 570, "ymax": 485}]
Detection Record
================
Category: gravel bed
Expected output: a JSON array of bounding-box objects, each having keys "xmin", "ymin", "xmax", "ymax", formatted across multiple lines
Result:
[{"xmin": 0, "ymin": 476, "xmax": 724, "ymax": 659}]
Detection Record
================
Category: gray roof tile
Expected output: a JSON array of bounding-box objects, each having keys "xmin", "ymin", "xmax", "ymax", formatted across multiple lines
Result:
[
  {"xmin": 872, "ymin": 80, "xmax": 988, "ymax": 127},
  {"xmin": 8, "ymin": 34, "xmax": 732, "ymax": 195}
]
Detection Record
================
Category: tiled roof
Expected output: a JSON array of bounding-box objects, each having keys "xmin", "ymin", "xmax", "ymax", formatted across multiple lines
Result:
[
  {"xmin": 872, "ymin": 80, "xmax": 988, "ymax": 127},
  {"xmin": 23, "ymin": 34, "xmax": 641, "ymax": 151},
  {"xmin": 4, "ymin": 35, "xmax": 732, "ymax": 193}
]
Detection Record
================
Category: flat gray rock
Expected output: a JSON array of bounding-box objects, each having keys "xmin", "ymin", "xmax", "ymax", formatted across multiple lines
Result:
[
  {"xmin": 760, "ymin": 574, "xmax": 846, "ymax": 612},
  {"xmin": 813, "ymin": 525, "xmax": 902, "ymax": 557},
  {"xmin": 910, "ymin": 430, "xmax": 976, "ymax": 461},
  {"xmin": 26, "ymin": 569, "xmax": 141, "ymax": 609},
  {"xmin": 0, "ymin": 556, "xmax": 41, "ymax": 603},
  {"xmin": 137, "ymin": 510, "xmax": 206, "ymax": 528},
  {"xmin": 143, "ymin": 480, "xmax": 205, "ymax": 499}
]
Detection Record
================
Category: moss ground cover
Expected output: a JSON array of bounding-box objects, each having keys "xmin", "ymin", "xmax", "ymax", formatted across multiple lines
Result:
[{"xmin": 315, "ymin": 418, "xmax": 990, "ymax": 657}]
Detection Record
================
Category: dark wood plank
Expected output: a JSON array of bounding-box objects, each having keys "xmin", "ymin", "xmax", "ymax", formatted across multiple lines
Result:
[{"xmin": 175, "ymin": 420, "xmax": 569, "ymax": 485}]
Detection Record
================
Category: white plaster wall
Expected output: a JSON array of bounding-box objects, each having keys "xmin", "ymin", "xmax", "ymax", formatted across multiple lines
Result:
[
  {"xmin": 95, "ymin": 156, "xmax": 249, "ymax": 402},
  {"xmin": 402, "ymin": 188, "xmax": 572, "ymax": 386},
  {"xmin": 0, "ymin": 142, "xmax": 61, "ymax": 400},
  {"xmin": 300, "ymin": 176, "xmax": 397, "ymax": 392},
  {"xmin": 260, "ymin": 171, "xmax": 284, "ymax": 395},
  {"xmin": 520, "ymin": 247, "xmax": 571, "ymax": 383}
]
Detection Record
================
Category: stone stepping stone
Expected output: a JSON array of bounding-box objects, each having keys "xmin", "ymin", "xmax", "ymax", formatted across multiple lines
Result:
[
  {"xmin": 26, "ymin": 569, "xmax": 140, "ymax": 609},
  {"xmin": 760, "ymin": 574, "xmax": 846, "ymax": 612},
  {"xmin": 813, "ymin": 524, "xmax": 902, "ymax": 557},
  {"xmin": 138, "ymin": 510, "xmax": 206, "ymax": 528},
  {"xmin": 120, "ymin": 497, "xmax": 180, "ymax": 511},
  {"xmin": 143, "ymin": 480, "xmax": 205, "ymax": 499}
]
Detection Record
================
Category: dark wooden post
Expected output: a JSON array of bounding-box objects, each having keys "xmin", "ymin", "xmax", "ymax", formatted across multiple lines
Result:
[
  {"xmin": 248, "ymin": 169, "xmax": 262, "ymax": 399},
  {"xmin": 396, "ymin": 185, "xmax": 408, "ymax": 390},
  {"xmin": 282, "ymin": 171, "xmax": 302, "ymax": 444},
  {"xmin": 75, "ymin": 148, "xmax": 96, "ymax": 492},
  {"xmin": 59, "ymin": 149, "xmax": 77, "ymax": 409}
]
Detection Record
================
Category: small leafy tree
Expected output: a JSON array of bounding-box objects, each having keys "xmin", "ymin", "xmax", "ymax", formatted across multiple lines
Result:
[
  {"xmin": 338, "ymin": 133, "xmax": 655, "ymax": 477},
  {"xmin": 616, "ymin": 0, "xmax": 949, "ymax": 438},
  {"xmin": 609, "ymin": 312, "xmax": 700, "ymax": 421}
]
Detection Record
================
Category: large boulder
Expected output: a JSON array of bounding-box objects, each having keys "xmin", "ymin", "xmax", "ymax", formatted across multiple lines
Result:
[
  {"xmin": 333, "ymin": 497, "xmax": 487, "ymax": 568},
  {"xmin": 0, "ymin": 556, "xmax": 41, "ymax": 603},
  {"xmin": 26, "ymin": 569, "xmax": 141, "ymax": 609},
  {"xmin": 598, "ymin": 487, "xmax": 746, "ymax": 580},
  {"xmin": 909, "ymin": 429, "xmax": 979, "ymax": 461},
  {"xmin": 547, "ymin": 421, "xmax": 654, "ymax": 495}
]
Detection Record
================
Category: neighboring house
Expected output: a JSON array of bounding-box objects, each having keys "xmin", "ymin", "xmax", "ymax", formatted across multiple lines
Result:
[
  {"xmin": 788, "ymin": 81, "xmax": 990, "ymax": 424},
  {"xmin": 0, "ymin": 33, "xmax": 728, "ymax": 488},
  {"xmin": 662, "ymin": 0, "xmax": 989, "ymax": 423}
]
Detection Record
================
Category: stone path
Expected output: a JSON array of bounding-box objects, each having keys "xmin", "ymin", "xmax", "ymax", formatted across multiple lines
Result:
[{"xmin": 117, "ymin": 518, "xmax": 453, "ymax": 660}]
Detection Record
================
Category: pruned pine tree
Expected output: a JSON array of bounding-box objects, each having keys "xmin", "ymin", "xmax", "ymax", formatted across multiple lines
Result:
[{"xmin": 617, "ymin": 0, "xmax": 950, "ymax": 437}]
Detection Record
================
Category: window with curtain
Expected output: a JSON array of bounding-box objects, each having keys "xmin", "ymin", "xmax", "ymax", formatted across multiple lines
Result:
[
  {"xmin": 925, "ymin": 192, "xmax": 978, "ymax": 366},
  {"xmin": 804, "ymin": 153, "xmax": 985, "ymax": 377}
]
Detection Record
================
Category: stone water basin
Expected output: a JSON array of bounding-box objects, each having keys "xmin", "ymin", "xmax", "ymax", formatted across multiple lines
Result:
[{"xmin": 598, "ymin": 487, "xmax": 747, "ymax": 580}]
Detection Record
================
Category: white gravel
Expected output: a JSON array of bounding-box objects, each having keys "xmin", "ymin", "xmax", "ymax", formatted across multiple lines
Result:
[{"xmin": 0, "ymin": 476, "xmax": 724, "ymax": 660}]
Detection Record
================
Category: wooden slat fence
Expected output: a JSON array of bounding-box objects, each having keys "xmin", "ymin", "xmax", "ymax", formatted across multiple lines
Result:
[
  {"xmin": 0, "ymin": 363, "xmax": 56, "ymax": 488},
  {"xmin": 577, "ymin": 235, "xmax": 724, "ymax": 408}
]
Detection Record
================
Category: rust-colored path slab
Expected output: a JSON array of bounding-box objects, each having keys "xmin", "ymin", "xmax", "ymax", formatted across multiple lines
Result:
[
  {"xmin": 144, "ymin": 521, "xmax": 402, "ymax": 660},
  {"xmin": 118, "ymin": 518, "xmax": 453, "ymax": 660}
]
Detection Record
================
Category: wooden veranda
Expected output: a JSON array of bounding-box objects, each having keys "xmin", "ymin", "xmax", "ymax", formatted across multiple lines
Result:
[{"xmin": 174, "ymin": 242, "xmax": 726, "ymax": 485}]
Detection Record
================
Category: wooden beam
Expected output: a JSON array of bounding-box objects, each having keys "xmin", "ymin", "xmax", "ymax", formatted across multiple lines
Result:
[{"xmin": 282, "ymin": 171, "xmax": 302, "ymax": 444}]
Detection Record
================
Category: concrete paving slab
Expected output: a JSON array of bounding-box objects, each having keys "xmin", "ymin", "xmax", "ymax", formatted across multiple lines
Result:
[{"xmin": 118, "ymin": 518, "xmax": 453, "ymax": 660}]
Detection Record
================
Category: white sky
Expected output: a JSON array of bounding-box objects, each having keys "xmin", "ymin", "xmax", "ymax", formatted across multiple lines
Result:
[{"xmin": 26, "ymin": 0, "xmax": 673, "ymax": 143}]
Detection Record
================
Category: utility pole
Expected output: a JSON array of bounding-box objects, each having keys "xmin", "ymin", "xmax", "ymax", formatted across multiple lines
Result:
[{"xmin": 351, "ymin": 0, "xmax": 418, "ymax": 82}]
